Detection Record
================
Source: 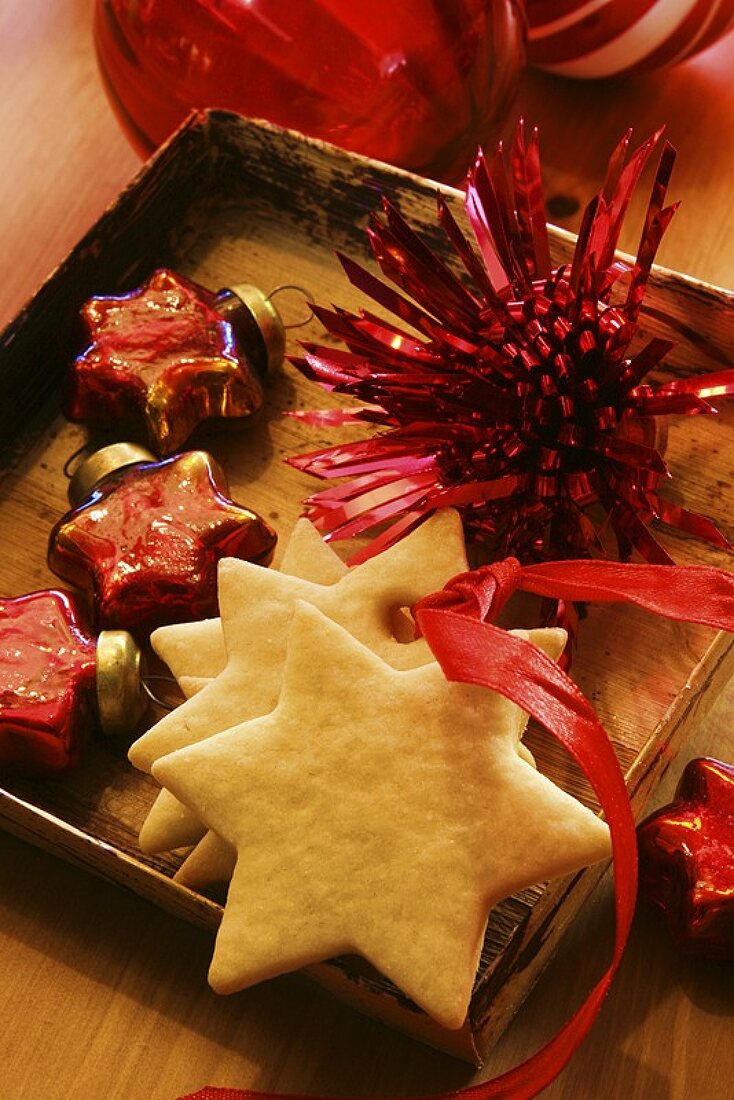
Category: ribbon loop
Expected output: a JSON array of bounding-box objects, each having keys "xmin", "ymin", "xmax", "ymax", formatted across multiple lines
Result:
[
  {"xmin": 415, "ymin": 557, "xmax": 523, "ymax": 621},
  {"xmin": 418, "ymin": 554, "xmax": 734, "ymax": 637}
]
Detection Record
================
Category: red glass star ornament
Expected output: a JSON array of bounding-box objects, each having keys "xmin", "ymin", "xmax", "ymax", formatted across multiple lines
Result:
[
  {"xmin": 0, "ymin": 589, "xmax": 97, "ymax": 774},
  {"xmin": 47, "ymin": 451, "xmax": 277, "ymax": 633},
  {"xmin": 63, "ymin": 269, "xmax": 265, "ymax": 455},
  {"xmin": 637, "ymin": 757, "xmax": 734, "ymax": 960}
]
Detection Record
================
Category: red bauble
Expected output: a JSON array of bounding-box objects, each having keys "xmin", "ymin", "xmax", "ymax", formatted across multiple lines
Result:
[
  {"xmin": 527, "ymin": 0, "xmax": 734, "ymax": 79},
  {"xmin": 637, "ymin": 757, "xmax": 734, "ymax": 960},
  {"xmin": 93, "ymin": 0, "xmax": 526, "ymax": 182},
  {"xmin": 48, "ymin": 449, "xmax": 277, "ymax": 633},
  {"xmin": 63, "ymin": 270, "xmax": 281, "ymax": 457},
  {"xmin": 0, "ymin": 590, "xmax": 97, "ymax": 774}
]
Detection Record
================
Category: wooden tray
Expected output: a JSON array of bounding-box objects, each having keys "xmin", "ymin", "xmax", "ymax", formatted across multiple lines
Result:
[{"xmin": 0, "ymin": 110, "xmax": 732, "ymax": 1065}]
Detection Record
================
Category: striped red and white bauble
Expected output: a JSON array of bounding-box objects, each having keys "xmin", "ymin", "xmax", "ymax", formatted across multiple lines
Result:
[{"xmin": 527, "ymin": 0, "xmax": 734, "ymax": 77}]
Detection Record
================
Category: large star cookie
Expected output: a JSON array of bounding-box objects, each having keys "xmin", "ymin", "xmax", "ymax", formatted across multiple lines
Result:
[
  {"xmin": 129, "ymin": 508, "xmax": 469, "ymax": 854},
  {"xmin": 173, "ymin": 645, "xmax": 547, "ymax": 891},
  {"xmin": 153, "ymin": 602, "xmax": 610, "ymax": 1030},
  {"xmin": 140, "ymin": 518, "xmax": 347, "ymax": 851}
]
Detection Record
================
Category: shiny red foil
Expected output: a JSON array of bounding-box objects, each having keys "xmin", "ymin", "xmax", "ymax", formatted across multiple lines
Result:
[
  {"xmin": 637, "ymin": 757, "xmax": 734, "ymax": 960},
  {"xmin": 47, "ymin": 451, "xmax": 276, "ymax": 633},
  {"xmin": 0, "ymin": 590, "xmax": 97, "ymax": 774},
  {"xmin": 63, "ymin": 269, "xmax": 264, "ymax": 456},
  {"xmin": 288, "ymin": 125, "xmax": 733, "ymax": 566}
]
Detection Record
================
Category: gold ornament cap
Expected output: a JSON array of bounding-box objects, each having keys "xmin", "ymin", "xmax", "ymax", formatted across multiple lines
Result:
[
  {"xmin": 68, "ymin": 442, "xmax": 157, "ymax": 505},
  {"xmin": 96, "ymin": 629, "xmax": 149, "ymax": 737},
  {"xmin": 216, "ymin": 283, "xmax": 286, "ymax": 379}
]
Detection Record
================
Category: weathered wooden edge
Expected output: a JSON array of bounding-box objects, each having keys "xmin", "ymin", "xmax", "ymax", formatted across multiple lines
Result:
[
  {"xmin": 0, "ymin": 111, "xmax": 215, "ymax": 461},
  {"xmin": 0, "ymin": 784, "xmax": 222, "ymax": 930}
]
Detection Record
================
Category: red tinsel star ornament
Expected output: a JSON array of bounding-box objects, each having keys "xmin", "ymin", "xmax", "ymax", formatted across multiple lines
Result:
[
  {"xmin": 48, "ymin": 446, "xmax": 276, "ymax": 633},
  {"xmin": 63, "ymin": 269, "xmax": 284, "ymax": 455},
  {"xmin": 637, "ymin": 757, "xmax": 734, "ymax": 960},
  {"xmin": 0, "ymin": 589, "xmax": 97, "ymax": 773},
  {"xmin": 288, "ymin": 124, "xmax": 733, "ymax": 566}
]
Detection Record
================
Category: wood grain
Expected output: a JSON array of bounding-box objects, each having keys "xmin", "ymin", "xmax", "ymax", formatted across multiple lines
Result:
[{"xmin": 0, "ymin": 6, "xmax": 733, "ymax": 1099}]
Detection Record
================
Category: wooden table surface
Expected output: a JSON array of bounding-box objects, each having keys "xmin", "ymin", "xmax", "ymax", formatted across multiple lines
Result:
[{"xmin": 1, "ymin": 5, "xmax": 733, "ymax": 1099}]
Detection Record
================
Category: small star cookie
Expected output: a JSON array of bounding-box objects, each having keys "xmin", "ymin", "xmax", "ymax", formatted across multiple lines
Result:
[
  {"xmin": 141, "ymin": 518, "xmax": 348, "ymax": 851},
  {"xmin": 129, "ymin": 508, "xmax": 469, "ymax": 854}
]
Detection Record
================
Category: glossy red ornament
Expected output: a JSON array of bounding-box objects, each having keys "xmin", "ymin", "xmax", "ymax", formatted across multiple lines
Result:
[
  {"xmin": 93, "ymin": 0, "xmax": 526, "ymax": 182},
  {"xmin": 637, "ymin": 757, "xmax": 734, "ymax": 960},
  {"xmin": 527, "ymin": 0, "xmax": 734, "ymax": 79},
  {"xmin": 48, "ymin": 448, "xmax": 277, "ymax": 633},
  {"xmin": 63, "ymin": 269, "xmax": 283, "ymax": 456},
  {"xmin": 288, "ymin": 124, "xmax": 734, "ymax": 566},
  {"xmin": 0, "ymin": 590, "xmax": 97, "ymax": 774}
]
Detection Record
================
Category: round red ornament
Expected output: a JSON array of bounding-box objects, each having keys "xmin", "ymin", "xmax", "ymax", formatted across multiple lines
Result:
[
  {"xmin": 527, "ymin": 0, "xmax": 734, "ymax": 79},
  {"xmin": 93, "ymin": 0, "xmax": 526, "ymax": 181}
]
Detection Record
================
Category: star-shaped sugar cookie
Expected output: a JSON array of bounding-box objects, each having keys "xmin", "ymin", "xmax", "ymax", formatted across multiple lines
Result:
[
  {"xmin": 151, "ymin": 516, "xmax": 347, "ymax": 689},
  {"xmin": 129, "ymin": 507, "xmax": 469, "ymax": 850},
  {"xmin": 153, "ymin": 602, "xmax": 611, "ymax": 1030},
  {"xmin": 174, "ymin": 826, "xmax": 236, "ymax": 888},
  {"xmin": 172, "ymin": 653, "xmax": 542, "ymax": 891},
  {"xmin": 139, "ymin": 518, "xmax": 348, "ymax": 850}
]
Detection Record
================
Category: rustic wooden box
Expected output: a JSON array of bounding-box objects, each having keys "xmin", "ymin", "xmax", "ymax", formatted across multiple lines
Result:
[{"xmin": 0, "ymin": 110, "xmax": 732, "ymax": 1065}]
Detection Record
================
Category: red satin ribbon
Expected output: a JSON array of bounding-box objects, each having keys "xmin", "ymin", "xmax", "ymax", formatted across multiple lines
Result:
[{"xmin": 177, "ymin": 558, "xmax": 734, "ymax": 1100}]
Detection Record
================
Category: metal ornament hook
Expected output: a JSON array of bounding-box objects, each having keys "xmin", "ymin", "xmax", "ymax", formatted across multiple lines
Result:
[
  {"xmin": 141, "ymin": 675, "xmax": 182, "ymax": 712},
  {"xmin": 66, "ymin": 442, "xmax": 157, "ymax": 506},
  {"xmin": 96, "ymin": 629, "xmax": 149, "ymax": 737},
  {"xmin": 96, "ymin": 632, "xmax": 182, "ymax": 736},
  {"xmin": 63, "ymin": 442, "xmax": 91, "ymax": 481},
  {"xmin": 266, "ymin": 284, "xmax": 316, "ymax": 330}
]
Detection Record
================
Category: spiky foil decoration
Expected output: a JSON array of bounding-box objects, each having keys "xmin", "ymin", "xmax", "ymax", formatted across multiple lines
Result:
[{"xmin": 288, "ymin": 124, "xmax": 733, "ymax": 565}]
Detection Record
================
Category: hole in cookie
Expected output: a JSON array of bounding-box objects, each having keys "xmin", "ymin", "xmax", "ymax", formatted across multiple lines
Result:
[{"xmin": 390, "ymin": 606, "xmax": 417, "ymax": 643}]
